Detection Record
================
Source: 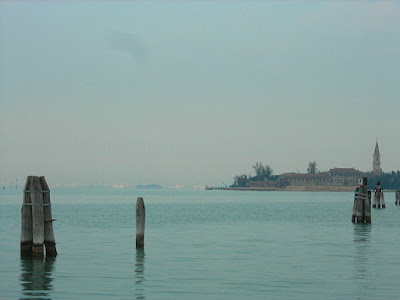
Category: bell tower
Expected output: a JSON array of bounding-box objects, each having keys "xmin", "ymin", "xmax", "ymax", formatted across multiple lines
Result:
[{"xmin": 373, "ymin": 141, "xmax": 381, "ymax": 175}]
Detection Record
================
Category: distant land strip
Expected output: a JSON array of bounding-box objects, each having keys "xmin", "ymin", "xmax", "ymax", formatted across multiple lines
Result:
[{"xmin": 206, "ymin": 186, "xmax": 398, "ymax": 192}]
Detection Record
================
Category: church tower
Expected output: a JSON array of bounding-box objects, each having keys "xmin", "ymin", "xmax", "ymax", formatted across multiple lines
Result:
[{"xmin": 373, "ymin": 141, "xmax": 382, "ymax": 175}]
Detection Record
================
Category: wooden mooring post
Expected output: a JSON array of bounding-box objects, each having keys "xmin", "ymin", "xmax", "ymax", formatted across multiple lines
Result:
[
  {"xmin": 20, "ymin": 176, "xmax": 57, "ymax": 257},
  {"xmin": 396, "ymin": 190, "xmax": 400, "ymax": 206},
  {"xmin": 352, "ymin": 177, "xmax": 371, "ymax": 223},
  {"xmin": 21, "ymin": 177, "xmax": 33, "ymax": 257},
  {"xmin": 372, "ymin": 181, "xmax": 385, "ymax": 209},
  {"xmin": 41, "ymin": 177, "xmax": 57, "ymax": 257},
  {"xmin": 136, "ymin": 197, "xmax": 145, "ymax": 248}
]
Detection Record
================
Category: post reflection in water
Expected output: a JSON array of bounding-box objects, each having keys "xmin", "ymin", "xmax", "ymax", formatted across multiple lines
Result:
[
  {"xmin": 20, "ymin": 257, "xmax": 56, "ymax": 299},
  {"xmin": 352, "ymin": 224, "xmax": 372, "ymax": 296},
  {"xmin": 135, "ymin": 248, "xmax": 146, "ymax": 300}
]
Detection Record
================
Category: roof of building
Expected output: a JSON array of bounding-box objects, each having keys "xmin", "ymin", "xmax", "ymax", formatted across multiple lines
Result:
[
  {"xmin": 280, "ymin": 172, "xmax": 331, "ymax": 179},
  {"xmin": 280, "ymin": 168, "xmax": 362, "ymax": 178},
  {"xmin": 329, "ymin": 168, "xmax": 362, "ymax": 174}
]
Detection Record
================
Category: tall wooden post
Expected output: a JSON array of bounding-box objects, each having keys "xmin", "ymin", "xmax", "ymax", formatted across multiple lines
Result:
[
  {"xmin": 31, "ymin": 176, "xmax": 45, "ymax": 257},
  {"xmin": 352, "ymin": 177, "xmax": 371, "ymax": 223},
  {"xmin": 40, "ymin": 177, "xmax": 57, "ymax": 257},
  {"xmin": 136, "ymin": 197, "xmax": 145, "ymax": 248},
  {"xmin": 21, "ymin": 176, "xmax": 33, "ymax": 257}
]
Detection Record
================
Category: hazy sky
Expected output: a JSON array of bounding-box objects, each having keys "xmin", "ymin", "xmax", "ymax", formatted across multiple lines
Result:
[{"xmin": 1, "ymin": 1, "xmax": 399, "ymax": 188}]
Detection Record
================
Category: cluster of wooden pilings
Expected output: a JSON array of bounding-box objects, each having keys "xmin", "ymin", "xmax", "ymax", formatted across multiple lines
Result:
[
  {"xmin": 372, "ymin": 182, "xmax": 385, "ymax": 209},
  {"xmin": 352, "ymin": 178, "xmax": 400, "ymax": 223},
  {"xmin": 21, "ymin": 176, "xmax": 57, "ymax": 258},
  {"xmin": 352, "ymin": 181, "xmax": 371, "ymax": 224}
]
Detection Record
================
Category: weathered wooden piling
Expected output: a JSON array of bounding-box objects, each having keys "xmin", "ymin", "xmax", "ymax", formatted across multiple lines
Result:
[
  {"xmin": 30, "ymin": 176, "xmax": 45, "ymax": 257},
  {"xmin": 352, "ymin": 177, "xmax": 371, "ymax": 223},
  {"xmin": 21, "ymin": 176, "xmax": 33, "ymax": 257},
  {"xmin": 136, "ymin": 197, "xmax": 145, "ymax": 248},
  {"xmin": 21, "ymin": 176, "xmax": 57, "ymax": 258},
  {"xmin": 396, "ymin": 190, "xmax": 400, "ymax": 206},
  {"xmin": 40, "ymin": 177, "xmax": 57, "ymax": 257},
  {"xmin": 365, "ymin": 190, "xmax": 372, "ymax": 222},
  {"xmin": 373, "ymin": 181, "xmax": 385, "ymax": 209}
]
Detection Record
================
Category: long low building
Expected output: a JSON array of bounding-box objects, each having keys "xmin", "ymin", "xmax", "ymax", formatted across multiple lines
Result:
[
  {"xmin": 247, "ymin": 168, "xmax": 363, "ymax": 191},
  {"xmin": 281, "ymin": 168, "xmax": 363, "ymax": 187}
]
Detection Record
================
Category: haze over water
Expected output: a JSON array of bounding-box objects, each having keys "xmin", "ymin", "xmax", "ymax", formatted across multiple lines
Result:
[{"xmin": 1, "ymin": 1, "xmax": 400, "ymax": 188}]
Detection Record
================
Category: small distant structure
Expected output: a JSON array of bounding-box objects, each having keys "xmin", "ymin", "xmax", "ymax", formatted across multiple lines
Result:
[
  {"xmin": 396, "ymin": 191, "xmax": 400, "ymax": 206},
  {"xmin": 205, "ymin": 185, "xmax": 225, "ymax": 190},
  {"xmin": 136, "ymin": 184, "xmax": 162, "ymax": 189},
  {"xmin": 205, "ymin": 180, "xmax": 228, "ymax": 190},
  {"xmin": 373, "ymin": 141, "xmax": 382, "ymax": 175},
  {"xmin": 352, "ymin": 177, "xmax": 371, "ymax": 223},
  {"xmin": 373, "ymin": 181, "xmax": 385, "ymax": 209}
]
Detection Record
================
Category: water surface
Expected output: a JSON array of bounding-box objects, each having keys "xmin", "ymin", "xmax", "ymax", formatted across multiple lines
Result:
[{"xmin": 1, "ymin": 188, "xmax": 400, "ymax": 299}]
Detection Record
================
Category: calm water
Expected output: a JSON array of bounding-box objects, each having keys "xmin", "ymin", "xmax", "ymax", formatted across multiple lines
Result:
[{"xmin": 1, "ymin": 188, "xmax": 400, "ymax": 299}]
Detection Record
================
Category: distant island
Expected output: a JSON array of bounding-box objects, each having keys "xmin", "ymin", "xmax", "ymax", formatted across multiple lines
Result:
[
  {"xmin": 207, "ymin": 142, "xmax": 400, "ymax": 191},
  {"xmin": 136, "ymin": 184, "xmax": 163, "ymax": 189}
]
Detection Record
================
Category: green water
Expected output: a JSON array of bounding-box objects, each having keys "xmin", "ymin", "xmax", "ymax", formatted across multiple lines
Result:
[{"xmin": 1, "ymin": 189, "xmax": 400, "ymax": 299}]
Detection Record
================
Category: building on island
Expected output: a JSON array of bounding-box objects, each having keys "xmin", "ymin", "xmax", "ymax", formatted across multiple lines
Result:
[
  {"xmin": 247, "ymin": 168, "xmax": 363, "ymax": 191},
  {"xmin": 280, "ymin": 168, "xmax": 362, "ymax": 188},
  {"xmin": 233, "ymin": 141, "xmax": 382, "ymax": 191}
]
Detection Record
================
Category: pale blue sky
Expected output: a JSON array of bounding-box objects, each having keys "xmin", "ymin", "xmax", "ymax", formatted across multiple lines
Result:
[{"xmin": 1, "ymin": 1, "xmax": 399, "ymax": 187}]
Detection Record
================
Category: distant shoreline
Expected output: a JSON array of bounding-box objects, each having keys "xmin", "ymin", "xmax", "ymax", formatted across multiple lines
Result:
[
  {"xmin": 207, "ymin": 186, "xmax": 399, "ymax": 192},
  {"xmin": 136, "ymin": 184, "xmax": 163, "ymax": 189}
]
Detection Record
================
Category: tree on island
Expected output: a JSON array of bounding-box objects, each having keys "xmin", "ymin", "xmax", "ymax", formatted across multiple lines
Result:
[
  {"xmin": 307, "ymin": 161, "xmax": 318, "ymax": 174},
  {"xmin": 233, "ymin": 174, "xmax": 250, "ymax": 187},
  {"xmin": 231, "ymin": 162, "xmax": 275, "ymax": 187},
  {"xmin": 252, "ymin": 162, "xmax": 273, "ymax": 181}
]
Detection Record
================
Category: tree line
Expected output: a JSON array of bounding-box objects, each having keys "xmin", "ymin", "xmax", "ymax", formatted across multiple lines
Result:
[
  {"xmin": 231, "ymin": 162, "xmax": 277, "ymax": 187},
  {"xmin": 367, "ymin": 171, "xmax": 400, "ymax": 190},
  {"xmin": 232, "ymin": 161, "xmax": 319, "ymax": 187}
]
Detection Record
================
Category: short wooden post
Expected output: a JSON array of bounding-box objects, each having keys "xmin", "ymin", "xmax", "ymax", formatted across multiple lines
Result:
[
  {"xmin": 21, "ymin": 176, "xmax": 33, "ymax": 257},
  {"xmin": 136, "ymin": 197, "xmax": 145, "ymax": 248},
  {"xmin": 40, "ymin": 177, "xmax": 57, "ymax": 257},
  {"xmin": 396, "ymin": 190, "xmax": 400, "ymax": 206},
  {"xmin": 381, "ymin": 192, "xmax": 385, "ymax": 208},
  {"xmin": 352, "ymin": 177, "xmax": 371, "ymax": 223},
  {"xmin": 372, "ymin": 196, "xmax": 377, "ymax": 208}
]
